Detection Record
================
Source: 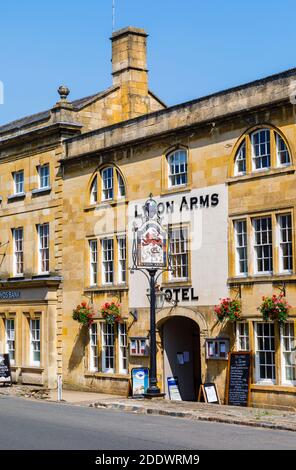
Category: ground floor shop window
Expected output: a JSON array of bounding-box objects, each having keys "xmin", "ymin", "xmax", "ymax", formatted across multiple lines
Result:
[
  {"xmin": 89, "ymin": 322, "xmax": 128, "ymax": 375},
  {"xmin": 5, "ymin": 319, "xmax": 15, "ymax": 365},
  {"xmin": 30, "ymin": 319, "xmax": 41, "ymax": 367}
]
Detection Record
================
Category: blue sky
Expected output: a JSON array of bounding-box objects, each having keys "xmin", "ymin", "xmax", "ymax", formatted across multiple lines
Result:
[{"xmin": 1, "ymin": 0, "xmax": 296, "ymax": 125}]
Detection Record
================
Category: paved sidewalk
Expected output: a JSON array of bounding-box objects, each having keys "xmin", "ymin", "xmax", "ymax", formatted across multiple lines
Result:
[{"xmin": 1, "ymin": 385, "xmax": 296, "ymax": 432}]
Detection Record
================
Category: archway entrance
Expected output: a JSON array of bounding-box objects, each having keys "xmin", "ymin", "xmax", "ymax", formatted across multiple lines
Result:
[{"xmin": 162, "ymin": 316, "xmax": 201, "ymax": 401}]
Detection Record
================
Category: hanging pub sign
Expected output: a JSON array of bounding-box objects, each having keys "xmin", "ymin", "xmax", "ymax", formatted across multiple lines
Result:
[
  {"xmin": 131, "ymin": 367, "xmax": 149, "ymax": 398},
  {"xmin": 137, "ymin": 220, "xmax": 167, "ymax": 268},
  {"xmin": 0, "ymin": 354, "xmax": 12, "ymax": 386}
]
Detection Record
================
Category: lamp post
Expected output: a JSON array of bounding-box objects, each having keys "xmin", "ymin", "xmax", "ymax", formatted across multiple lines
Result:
[{"xmin": 131, "ymin": 194, "xmax": 172, "ymax": 398}]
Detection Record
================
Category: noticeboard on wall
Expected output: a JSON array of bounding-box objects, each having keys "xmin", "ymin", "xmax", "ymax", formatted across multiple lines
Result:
[{"xmin": 0, "ymin": 354, "xmax": 12, "ymax": 386}]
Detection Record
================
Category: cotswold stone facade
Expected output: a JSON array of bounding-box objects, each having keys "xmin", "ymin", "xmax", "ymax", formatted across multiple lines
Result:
[{"xmin": 1, "ymin": 26, "xmax": 296, "ymax": 409}]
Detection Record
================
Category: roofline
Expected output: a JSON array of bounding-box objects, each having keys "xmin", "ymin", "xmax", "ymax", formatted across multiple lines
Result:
[{"xmin": 64, "ymin": 66, "xmax": 296, "ymax": 146}]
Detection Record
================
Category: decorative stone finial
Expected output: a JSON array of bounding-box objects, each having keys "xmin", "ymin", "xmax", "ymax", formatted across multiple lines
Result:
[{"xmin": 58, "ymin": 85, "xmax": 70, "ymax": 101}]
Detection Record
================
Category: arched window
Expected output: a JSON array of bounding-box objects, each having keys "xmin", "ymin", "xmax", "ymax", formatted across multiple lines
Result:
[
  {"xmin": 251, "ymin": 129, "xmax": 271, "ymax": 170},
  {"xmin": 89, "ymin": 167, "xmax": 126, "ymax": 205},
  {"xmin": 233, "ymin": 127, "xmax": 291, "ymax": 176},
  {"xmin": 167, "ymin": 149, "xmax": 188, "ymax": 188},
  {"xmin": 235, "ymin": 142, "xmax": 246, "ymax": 175}
]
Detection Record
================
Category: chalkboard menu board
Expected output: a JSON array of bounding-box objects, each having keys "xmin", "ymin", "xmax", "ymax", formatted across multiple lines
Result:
[
  {"xmin": 0, "ymin": 354, "xmax": 12, "ymax": 385},
  {"xmin": 226, "ymin": 352, "xmax": 251, "ymax": 407}
]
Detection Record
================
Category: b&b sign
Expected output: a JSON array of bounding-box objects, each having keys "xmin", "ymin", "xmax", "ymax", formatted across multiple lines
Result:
[{"xmin": 0, "ymin": 354, "xmax": 12, "ymax": 386}]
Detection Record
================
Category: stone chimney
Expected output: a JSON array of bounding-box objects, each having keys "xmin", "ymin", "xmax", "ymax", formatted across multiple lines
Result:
[{"xmin": 111, "ymin": 27, "xmax": 149, "ymax": 120}]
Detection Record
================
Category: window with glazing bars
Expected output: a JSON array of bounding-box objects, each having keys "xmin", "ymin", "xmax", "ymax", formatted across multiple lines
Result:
[
  {"xmin": 253, "ymin": 217, "xmax": 272, "ymax": 273},
  {"xmin": 276, "ymin": 134, "xmax": 290, "ymax": 166},
  {"xmin": 102, "ymin": 168, "xmax": 114, "ymax": 200},
  {"xmin": 38, "ymin": 224, "xmax": 49, "ymax": 273},
  {"xmin": 90, "ymin": 176, "xmax": 98, "ymax": 204},
  {"xmin": 117, "ymin": 172, "xmax": 126, "ymax": 198},
  {"xmin": 13, "ymin": 227, "xmax": 24, "ymax": 276},
  {"xmin": 89, "ymin": 323, "xmax": 98, "ymax": 371},
  {"xmin": 39, "ymin": 164, "xmax": 50, "ymax": 188},
  {"xmin": 281, "ymin": 323, "xmax": 296, "ymax": 383},
  {"xmin": 255, "ymin": 323, "xmax": 275, "ymax": 383},
  {"xmin": 101, "ymin": 323, "xmax": 115, "ymax": 372},
  {"xmin": 102, "ymin": 239, "xmax": 114, "ymax": 284},
  {"xmin": 14, "ymin": 170, "xmax": 24, "ymax": 194},
  {"xmin": 278, "ymin": 214, "xmax": 293, "ymax": 272},
  {"xmin": 89, "ymin": 240, "xmax": 98, "ymax": 286},
  {"xmin": 234, "ymin": 220, "xmax": 248, "ymax": 275},
  {"xmin": 118, "ymin": 237, "xmax": 126, "ymax": 284},
  {"xmin": 235, "ymin": 142, "xmax": 246, "ymax": 175},
  {"xmin": 251, "ymin": 130, "xmax": 271, "ymax": 170},
  {"xmin": 5, "ymin": 319, "xmax": 15, "ymax": 364},
  {"xmin": 237, "ymin": 322, "xmax": 249, "ymax": 351},
  {"xmin": 30, "ymin": 319, "xmax": 41, "ymax": 366},
  {"xmin": 118, "ymin": 323, "xmax": 128, "ymax": 374},
  {"xmin": 169, "ymin": 227, "xmax": 188, "ymax": 280},
  {"xmin": 168, "ymin": 150, "xmax": 187, "ymax": 187}
]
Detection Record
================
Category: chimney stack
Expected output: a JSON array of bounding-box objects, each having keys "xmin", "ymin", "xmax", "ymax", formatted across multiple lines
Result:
[{"xmin": 111, "ymin": 27, "xmax": 149, "ymax": 120}]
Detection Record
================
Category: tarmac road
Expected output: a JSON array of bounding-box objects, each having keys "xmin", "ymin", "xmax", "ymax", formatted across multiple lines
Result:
[{"xmin": 0, "ymin": 395, "xmax": 295, "ymax": 450}]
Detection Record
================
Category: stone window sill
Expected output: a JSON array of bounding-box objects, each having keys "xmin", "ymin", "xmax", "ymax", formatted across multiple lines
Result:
[
  {"xmin": 7, "ymin": 193, "xmax": 26, "ymax": 202},
  {"xmin": 32, "ymin": 187, "xmax": 51, "ymax": 196},
  {"xmin": 227, "ymin": 165, "xmax": 295, "ymax": 185}
]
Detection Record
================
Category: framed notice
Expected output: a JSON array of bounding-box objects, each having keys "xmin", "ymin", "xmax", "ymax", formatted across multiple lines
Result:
[
  {"xmin": 167, "ymin": 376, "xmax": 182, "ymax": 401},
  {"xmin": 0, "ymin": 354, "xmax": 12, "ymax": 386},
  {"xmin": 226, "ymin": 351, "xmax": 251, "ymax": 407},
  {"xmin": 131, "ymin": 367, "xmax": 149, "ymax": 398},
  {"xmin": 198, "ymin": 382, "xmax": 220, "ymax": 404}
]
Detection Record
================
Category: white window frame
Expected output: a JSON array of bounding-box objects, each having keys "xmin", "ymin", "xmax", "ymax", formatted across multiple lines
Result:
[
  {"xmin": 277, "ymin": 214, "xmax": 293, "ymax": 274},
  {"xmin": 38, "ymin": 223, "xmax": 49, "ymax": 274},
  {"xmin": 167, "ymin": 150, "xmax": 188, "ymax": 188},
  {"xmin": 117, "ymin": 172, "xmax": 126, "ymax": 199},
  {"xmin": 234, "ymin": 141, "xmax": 246, "ymax": 176},
  {"xmin": 236, "ymin": 322, "xmax": 250, "ymax": 351},
  {"xmin": 281, "ymin": 322, "xmax": 296, "ymax": 386},
  {"xmin": 101, "ymin": 167, "xmax": 114, "ymax": 201},
  {"xmin": 89, "ymin": 323, "xmax": 98, "ymax": 372},
  {"xmin": 101, "ymin": 323, "xmax": 115, "ymax": 373},
  {"xmin": 169, "ymin": 226, "xmax": 189, "ymax": 281},
  {"xmin": 251, "ymin": 129, "xmax": 271, "ymax": 171},
  {"xmin": 254, "ymin": 322, "xmax": 276, "ymax": 385},
  {"xmin": 118, "ymin": 323, "xmax": 128, "ymax": 374},
  {"xmin": 102, "ymin": 239, "xmax": 114, "ymax": 285},
  {"xmin": 38, "ymin": 164, "xmax": 50, "ymax": 189},
  {"xmin": 30, "ymin": 319, "xmax": 41, "ymax": 367},
  {"xmin": 89, "ymin": 239, "xmax": 98, "ymax": 286},
  {"xmin": 118, "ymin": 236, "xmax": 127, "ymax": 284},
  {"xmin": 13, "ymin": 170, "xmax": 24, "ymax": 195},
  {"xmin": 13, "ymin": 227, "xmax": 24, "ymax": 276},
  {"xmin": 90, "ymin": 176, "xmax": 98, "ymax": 204},
  {"xmin": 5, "ymin": 319, "xmax": 15, "ymax": 365},
  {"xmin": 253, "ymin": 217, "xmax": 273, "ymax": 275},
  {"xmin": 276, "ymin": 133, "xmax": 291, "ymax": 167},
  {"xmin": 234, "ymin": 219, "xmax": 248, "ymax": 276}
]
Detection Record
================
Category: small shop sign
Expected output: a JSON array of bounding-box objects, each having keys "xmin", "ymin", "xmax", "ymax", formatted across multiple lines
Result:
[
  {"xmin": 0, "ymin": 354, "xmax": 12, "ymax": 386},
  {"xmin": 167, "ymin": 376, "xmax": 182, "ymax": 401},
  {"xmin": 0, "ymin": 290, "xmax": 21, "ymax": 300},
  {"xmin": 131, "ymin": 367, "xmax": 149, "ymax": 398}
]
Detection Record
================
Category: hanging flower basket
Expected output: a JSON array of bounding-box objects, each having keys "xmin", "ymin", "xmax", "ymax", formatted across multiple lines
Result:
[
  {"xmin": 101, "ymin": 301, "xmax": 122, "ymax": 325},
  {"xmin": 72, "ymin": 302, "xmax": 94, "ymax": 327},
  {"xmin": 257, "ymin": 293, "xmax": 291, "ymax": 325},
  {"xmin": 214, "ymin": 298, "xmax": 242, "ymax": 322}
]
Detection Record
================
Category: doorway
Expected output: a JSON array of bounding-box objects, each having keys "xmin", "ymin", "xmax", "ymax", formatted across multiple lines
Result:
[{"xmin": 162, "ymin": 316, "xmax": 201, "ymax": 401}]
